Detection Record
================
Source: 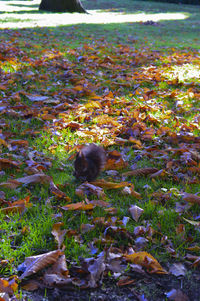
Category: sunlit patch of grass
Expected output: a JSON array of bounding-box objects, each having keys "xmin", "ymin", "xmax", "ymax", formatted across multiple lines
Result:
[
  {"xmin": 164, "ymin": 63, "xmax": 200, "ymax": 83},
  {"xmin": 0, "ymin": 203, "xmax": 54, "ymax": 274}
]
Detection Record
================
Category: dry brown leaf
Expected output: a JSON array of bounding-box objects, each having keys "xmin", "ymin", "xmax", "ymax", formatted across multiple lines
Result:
[
  {"xmin": 0, "ymin": 173, "xmax": 51, "ymax": 189},
  {"xmin": 90, "ymin": 199, "xmax": 110, "ymax": 208},
  {"xmin": 117, "ymin": 277, "xmax": 135, "ymax": 287},
  {"xmin": 22, "ymin": 280, "xmax": 40, "ymax": 291},
  {"xmin": 91, "ymin": 179, "xmax": 129, "ymax": 189},
  {"xmin": 0, "ymin": 158, "xmax": 22, "ymax": 170},
  {"xmin": 43, "ymin": 273, "xmax": 72, "ymax": 287},
  {"xmin": 75, "ymin": 183, "xmax": 105, "ymax": 199},
  {"xmin": 149, "ymin": 169, "xmax": 168, "ymax": 179},
  {"xmin": 51, "ymin": 223, "xmax": 67, "ymax": 249},
  {"xmin": 80, "ymin": 255, "xmax": 105, "ymax": 288},
  {"xmin": 124, "ymin": 252, "xmax": 167, "ymax": 274},
  {"xmin": 169, "ymin": 263, "xmax": 186, "ymax": 277},
  {"xmin": 81, "ymin": 223, "xmax": 95, "ymax": 233},
  {"xmin": 0, "ymin": 196, "xmax": 32, "ymax": 215},
  {"xmin": 19, "ymin": 250, "xmax": 63, "ymax": 280},
  {"xmin": 129, "ymin": 205, "xmax": 144, "ymax": 222},
  {"xmin": 182, "ymin": 192, "xmax": 200, "ymax": 205},
  {"xmin": 61, "ymin": 202, "xmax": 94, "ymax": 211},
  {"xmin": 46, "ymin": 254, "xmax": 69, "ymax": 278},
  {"xmin": 50, "ymin": 181, "xmax": 71, "ymax": 201},
  {"xmin": 122, "ymin": 168, "xmax": 159, "ymax": 177}
]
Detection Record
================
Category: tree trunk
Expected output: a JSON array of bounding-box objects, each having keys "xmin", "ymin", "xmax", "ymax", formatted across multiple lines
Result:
[{"xmin": 39, "ymin": 0, "xmax": 87, "ymax": 13}]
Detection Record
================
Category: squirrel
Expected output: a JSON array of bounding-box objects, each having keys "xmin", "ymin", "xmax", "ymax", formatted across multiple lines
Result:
[{"xmin": 74, "ymin": 144, "xmax": 106, "ymax": 182}]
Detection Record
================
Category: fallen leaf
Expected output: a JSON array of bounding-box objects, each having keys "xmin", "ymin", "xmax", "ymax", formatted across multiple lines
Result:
[
  {"xmin": 124, "ymin": 252, "xmax": 167, "ymax": 274},
  {"xmin": 61, "ymin": 202, "xmax": 94, "ymax": 211},
  {"xmin": 75, "ymin": 183, "xmax": 105, "ymax": 199},
  {"xmin": 91, "ymin": 179, "xmax": 129, "ymax": 189},
  {"xmin": 122, "ymin": 168, "xmax": 159, "ymax": 177},
  {"xmin": 182, "ymin": 192, "xmax": 200, "ymax": 205},
  {"xmin": 0, "ymin": 278, "xmax": 18, "ymax": 295},
  {"xmin": 18, "ymin": 250, "xmax": 63, "ymax": 280},
  {"xmin": 129, "ymin": 205, "xmax": 144, "ymax": 222},
  {"xmin": 0, "ymin": 173, "xmax": 52, "ymax": 189},
  {"xmin": 166, "ymin": 289, "xmax": 189, "ymax": 301},
  {"xmin": 51, "ymin": 223, "xmax": 67, "ymax": 249},
  {"xmin": 169, "ymin": 263, "xmax": 186, "ymax": 277},
  {"xmin": 0, "ymin": 158, "xmax": 22, "ymax": 170}
]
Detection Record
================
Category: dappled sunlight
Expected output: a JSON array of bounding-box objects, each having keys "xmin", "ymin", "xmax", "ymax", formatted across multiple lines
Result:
[
  {"xmin": 0, "ymin": 0, "xmax": 188, "ymax": 28},
  {"xmin": 164, "ymin": 63, "xmax": 200, "ymax": 83}
]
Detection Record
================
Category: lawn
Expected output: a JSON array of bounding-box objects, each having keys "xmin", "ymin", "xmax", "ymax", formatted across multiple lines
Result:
[{"xmin": 0, "ymin": 0, "xmax": 200, "ymax": 300}]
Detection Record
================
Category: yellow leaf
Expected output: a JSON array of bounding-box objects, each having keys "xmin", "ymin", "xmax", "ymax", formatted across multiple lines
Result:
[
  {"xmin": 91, "ymin": 179, "xmax": 129, "ymax": 189},
  {"xmin": 124, "ymin": 252, "xmax": 167, "ymax": 274},
  {"xmin": 61, "ymin": 202, "xmax": 94, "ymax": 211}
]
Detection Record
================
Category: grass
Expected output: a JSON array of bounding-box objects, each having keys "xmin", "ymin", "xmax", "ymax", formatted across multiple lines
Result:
[{"xmin": 0, "ymin": 0, "xmax": 200, "ymax": 297}]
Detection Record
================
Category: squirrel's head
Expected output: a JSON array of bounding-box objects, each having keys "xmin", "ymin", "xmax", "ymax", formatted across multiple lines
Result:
[{"xmin": 73, "ymin": 151, "xmax": 88, "ymax": 181}]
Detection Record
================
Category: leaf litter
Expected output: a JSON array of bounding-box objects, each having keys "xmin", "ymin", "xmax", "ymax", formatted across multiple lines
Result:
[{"xmin": 0, "ymin": 12, "xmax": 200, "ymax": 301}]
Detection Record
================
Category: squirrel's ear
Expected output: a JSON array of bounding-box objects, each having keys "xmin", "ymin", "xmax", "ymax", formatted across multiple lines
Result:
[{"xmin": 77, "ymin": 151, "xmax": 86, "ymax": 162}]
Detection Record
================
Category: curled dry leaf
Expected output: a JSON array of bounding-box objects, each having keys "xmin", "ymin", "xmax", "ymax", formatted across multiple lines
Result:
[
  {"xmin": 90, "ymin": 199, "xmax": 111, "ymax": 208},
  {"xmin": 43, "ymin": 253, "xmax": 70, "ymax": 287},
  {"xmin": 169, "ymin": 263, "xmax": 186, "ymax": 277},
  {"xmin": 43, "ymin": 273, "xmax": 72, "ymax": 288},
  {"xmin": 182, "ymin": 192, "xmax": 200, "ymax": 205},
  {"xmin": 91, "ymin": 179, "xmax": 130, "ymax": 189},
  {"xmin": 0, "ymin": 158, "xmax": 22, "ymax": 170},
  {"xmin": 80, "ymin": 254, "xmax": 105, "ymax": 288},
  {"xmin": 124, "ymin": 252, "xmax": 167, "ymax": 274},
  {"xmin": 81, "ymin": 223, "xmax": 95, "ymax": 233},
  {"xmin": 149, "ymin": 169, "xmax": 168, "ymax": 179},
  {"xmin": 75, "ymin": 183, "xmax": 105, "ymax": 199},
  {"xmin": 51, "ymin": 222, "xmax": 67, "ymax": 249},
  {"xmin": 49, "ymin": 180, "xmax": 71, "ymax": 201},
  {"xmin": 129, "ymin": 205, "xmax": 144, "ymax": 222},
  {"xmin": 22, "ymin": 280, "xmax": 40, "ymax": 292},
  {"xmin": 61, "ymin": 202, "xmax": 94, "ymax": 211},
  {"xmin": 18, "ymin": 250, "xmax": 63, "ymax": 280},
  {"xmin": 0, "ymin": 195, "xmax": 32, "ymax": 215},
  {"xmin": 0, "ymin": 173, "xmax": 52, "ymax": 189},
  {"xmin": 117, "ymin": 277, "xmax": 135, "ymax": 287},
  {"xmin": 122, "ymin": 168, "xmax": 159, "ymax": 177},
  {"xmin": 183, "ymin": 217, "xmax": 200, "ymax": 227}
]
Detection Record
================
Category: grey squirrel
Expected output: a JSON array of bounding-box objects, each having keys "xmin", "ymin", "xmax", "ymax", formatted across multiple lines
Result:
[{"xmin": 74, "ymin": 144, "xmax": 106, "ymax": 182}]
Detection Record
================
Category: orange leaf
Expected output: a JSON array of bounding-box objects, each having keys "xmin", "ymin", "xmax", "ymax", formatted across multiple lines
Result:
[
  {"xmin": 91, "ymin": 179, "xmax": 129, "ymax": 189},
  {"xmin": 52, "ymin": 222, "xmax": 67, "ymax": 249},
  {"xmin": 0, "ymin": 158, "xmax": 22, "ymax": 170},
  {"xmin": 61, "ymin": 202, "xmax": 94, "ymax": 211},
  {"xmin": 124, "ymin": 252, "xmax": 167, "ymax": 274}
]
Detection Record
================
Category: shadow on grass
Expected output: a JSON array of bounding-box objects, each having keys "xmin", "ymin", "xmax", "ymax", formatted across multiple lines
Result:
[
  {"xmin": 9, "ymin": 3, "xmax": 39, "ymax": 8},
  {"xmin": 0, "ymin": 0, "xmax": 198, "ymax": 15}
]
